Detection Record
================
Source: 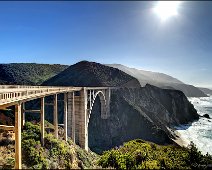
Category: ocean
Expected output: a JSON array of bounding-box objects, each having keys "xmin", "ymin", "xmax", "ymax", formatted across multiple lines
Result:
[{"xmin": 175, "ymin": 95, "xmax": 212, "ymax": 155}]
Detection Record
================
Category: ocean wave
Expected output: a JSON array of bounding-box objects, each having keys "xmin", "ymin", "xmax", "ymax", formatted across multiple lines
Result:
[{"xmin": 175, "ymin": 95, "xmax": 212, "ymax": 155}]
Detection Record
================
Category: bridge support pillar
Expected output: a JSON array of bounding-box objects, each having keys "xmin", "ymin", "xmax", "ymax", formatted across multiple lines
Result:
[
  {"xmin": 64, "ymin": 93, "xmax": 68, "ymax": 141},
  {"xmin": 21, "ymin": 102, "xmax": 25, "ymax": 129},
  {"xmin": 15, "ymin": 102, "xmax": 22, "ymax": 169},
  {"xmin": 67, "ymin": 92, "xmax": 75, "ymax": 143},
  {"xmin": 53, "ymin": 94, "xmax": 58, "ymax": 139},
  {"xmin": 77, "ymin": 88, "xmax": 88, "ymax": 151},
  {"xmin": 40, "ymin": 97, "xmax": 45, "ymax": 146},
  {"xmin": 71, "ymin": 92, "xmax": 75, "ymax": 143},
  {"xmin": 67, "ymin": 88, "xmax": 88, "ymax": 150}
]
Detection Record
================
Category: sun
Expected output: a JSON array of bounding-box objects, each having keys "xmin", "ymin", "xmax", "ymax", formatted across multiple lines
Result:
[{"xmin": 153, "ymin": 1, "xmax": 182, "ymax": 21}]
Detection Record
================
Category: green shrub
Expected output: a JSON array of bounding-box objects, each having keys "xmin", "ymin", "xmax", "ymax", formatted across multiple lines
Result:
[
  {"xmin": 75, "ymin": 145, "xmax": 100, "ymax": 169},
  {"xmin": 21, "ymin": 122, "xmax": 74, "ymax": 169},
  {"xmin": 22, "ymin": 138, "xmax": 48, "ymax": 169},
  {"xmin": 98, "ymin": 139, "xmax": 212, "ymax": 169},
  {"xmin": 44, "ymin": 133, "xmax": 73, "ymax": 168},
  {"xmin": 22, "ymin": 122, "xmax": 41, "ymax": 141}
]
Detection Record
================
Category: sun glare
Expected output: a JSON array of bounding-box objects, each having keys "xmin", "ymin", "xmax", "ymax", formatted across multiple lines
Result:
[{"xmin": 153, "ymin": 1, "xmax": 182, "ymax": 21}]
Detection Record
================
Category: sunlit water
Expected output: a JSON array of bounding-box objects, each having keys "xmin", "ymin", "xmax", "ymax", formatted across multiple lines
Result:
[{"xmin": 175, "ymin": 95, "xmax": 212, "ymax": 155}]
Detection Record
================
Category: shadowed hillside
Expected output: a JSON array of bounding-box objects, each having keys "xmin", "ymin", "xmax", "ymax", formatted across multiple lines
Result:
[
  {"xmin": 107, "ymin": 64, "xmax": 183, "ymax": 85},
  {"xmin": 0, "ymin": 63, "xmax": 68, "ymax": 85}
]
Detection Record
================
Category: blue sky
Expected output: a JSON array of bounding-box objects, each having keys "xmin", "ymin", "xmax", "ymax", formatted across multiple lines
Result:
[{"xmin": 0, "ymin": 1, "xmax": 211, "ymax": 88}]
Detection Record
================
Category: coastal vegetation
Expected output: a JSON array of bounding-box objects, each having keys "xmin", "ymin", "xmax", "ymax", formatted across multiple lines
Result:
[
  {"xmin": 98, "ymin": 139, "xmax": 212, "ymax": 169},
  {"xmin": 1, "ymin": 122, "xmax": 212, "ymax": 169},
  {"xmin": 0, "ymin": 122, "xmax": 100, "ymax": 169}
]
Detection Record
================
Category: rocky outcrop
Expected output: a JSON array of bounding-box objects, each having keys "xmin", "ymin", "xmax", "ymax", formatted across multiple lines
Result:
[
  {"xmin": 202, "ymin": 114, "xmax": 210, "ymax": 119},
  {"xmin": 88, "ymin": 84, "xmax": 199, "ymax": 153}
]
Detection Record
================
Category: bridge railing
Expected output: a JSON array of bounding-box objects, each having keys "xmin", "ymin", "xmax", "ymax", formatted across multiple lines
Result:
[
  {"xmin": 0, "ymin": 85, "xmax": 115, "ymax": 106},
  {"xmin": 0, "ymin": 85, "xmax": 72, "ymax": 89},
  {"xmin": 0, "ymin": 85, "xmax": 44, "ymax": 89},
  {"xmin": 0, "ymin": 88, "xmax": 53, "ymax": 101},
  {"xmin": 0, "ymin": 86, "xmax": 82, "ymax": 105}
]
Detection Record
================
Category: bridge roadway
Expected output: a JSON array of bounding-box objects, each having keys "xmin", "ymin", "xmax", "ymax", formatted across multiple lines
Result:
[{"xmin": 0, "ymin": 85, "xmax": 112, "ymax": 169}]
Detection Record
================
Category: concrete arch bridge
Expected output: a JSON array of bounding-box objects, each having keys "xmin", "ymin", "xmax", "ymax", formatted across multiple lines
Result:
[{"xmin": 0, "ymin": 85, "xmax": 112, "ymax": 169}]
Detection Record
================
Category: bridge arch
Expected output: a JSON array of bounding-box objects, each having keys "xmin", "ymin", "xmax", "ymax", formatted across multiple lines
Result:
[
  {"xmin": 67, "ymin": 87, "xmax": 111, "ymax": 151},
  {"xmin": 87, "ymin": 90, "xmax": 107, "ymax": 125}
]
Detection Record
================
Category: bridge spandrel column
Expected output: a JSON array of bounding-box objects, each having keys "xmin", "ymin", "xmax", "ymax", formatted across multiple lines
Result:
[
  {"xmin": 105, "ymin": 88, "xmax": 111, "ymax": 118},
  {"xmin": 15, "ymin": 102, "xmax": 22, "ymax": 169}
]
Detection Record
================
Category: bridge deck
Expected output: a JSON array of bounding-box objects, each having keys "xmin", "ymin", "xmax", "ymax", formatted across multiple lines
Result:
[
  {"xmin": 0, "ymin": 85, "xmax": 82, "ymax": 107},
  {"xmin": 0, "ymin": 85, "xmax": 114, "ymax": 107}
]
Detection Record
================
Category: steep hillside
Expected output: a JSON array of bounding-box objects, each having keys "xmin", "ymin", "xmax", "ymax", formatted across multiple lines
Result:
[
  {"xmin": 43, "ymin": 61, "xmax": 140, "ymax": 87},
  {"xmin": 43, "ymin": 61, "xmax": 199, "ymax": 153},
  {"xmin": 107, "ymin": 64, "xmax": 183, "ymax": 85},
  {"xmin": 199, "ymin": 87, "xmax": 212, "ymax": 95},
  {"xmin": 0, "ymin": 63, "xmax": 68, "ymax": 85},
  {"xmin": 107, "ymin": 64, "xmax": 207, "ymax": 97}
]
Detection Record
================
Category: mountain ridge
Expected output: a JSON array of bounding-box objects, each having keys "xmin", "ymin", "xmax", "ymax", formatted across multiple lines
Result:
[
  {"xmin": 43, "ymin": 61, "xmax": 141, "ymax": 88},
  {"xmin": 107, "ymin": 64, "xmax": 184, "ymax": 85},
  {"xmin": 107, "ymin": 64, "xmax": 207, "ymax": 97}
]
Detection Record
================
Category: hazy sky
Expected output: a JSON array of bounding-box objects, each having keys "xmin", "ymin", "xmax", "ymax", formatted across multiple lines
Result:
[{"xmin": 0, "ymin": 1, "xmax": 211, "ymax": 88}]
